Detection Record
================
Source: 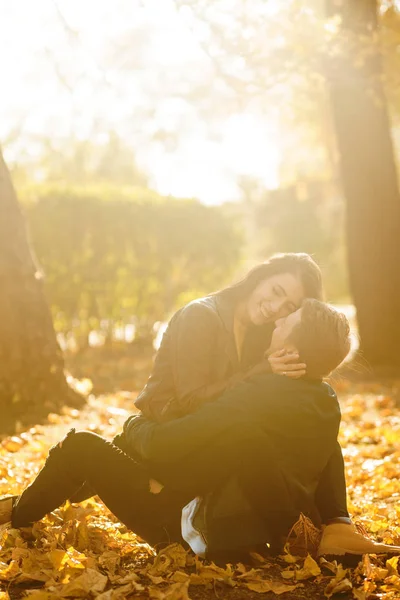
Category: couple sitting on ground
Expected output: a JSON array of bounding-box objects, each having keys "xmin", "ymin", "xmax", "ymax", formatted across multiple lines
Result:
[{"xmin": 1, "ymin": 253, "xmax": 399, "ymax": 562}]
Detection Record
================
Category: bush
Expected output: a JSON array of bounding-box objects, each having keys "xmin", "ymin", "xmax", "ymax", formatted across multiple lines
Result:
[
  {"xmin": 235, "ymin": 180, "xmax": 350, "ymax": 302},
  {"xmin": 21, "ymin": 184, "xmax": 242, "ymax": 344}
]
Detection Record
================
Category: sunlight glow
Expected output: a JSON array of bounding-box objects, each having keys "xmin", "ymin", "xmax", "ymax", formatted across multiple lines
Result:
[{"xmin": 0, "ymin": 0, "xmax": 283, "ymax": 203}]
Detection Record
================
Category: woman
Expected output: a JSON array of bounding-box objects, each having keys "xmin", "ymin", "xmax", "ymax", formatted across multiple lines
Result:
[
  {"xmin": 70, "ymin": 252, "xmax": 321, "ymax": 501},
  {"xmin": 134, "ymin": 252, "xmax": 322, "ymax": 422}
]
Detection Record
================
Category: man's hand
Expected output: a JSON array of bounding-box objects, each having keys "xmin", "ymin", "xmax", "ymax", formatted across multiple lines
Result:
[{"xmin": 267, "ymin": 349, "xmax": 306, "ymax": 379}]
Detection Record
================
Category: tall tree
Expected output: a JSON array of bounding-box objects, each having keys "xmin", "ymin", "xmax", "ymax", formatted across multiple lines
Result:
[
  {"xmin": 0, "ymin": 150, "xmax": 82, "ymax": 433},
  {"xmin": 325, "ymin": 0, "xmax": 400, "ymax": 371}
]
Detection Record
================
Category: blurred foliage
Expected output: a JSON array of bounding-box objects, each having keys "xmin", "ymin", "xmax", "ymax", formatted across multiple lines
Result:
[
  {"xmin": 4, "ymin": 1, "xmax": 400, "ymax": 200},
  {"xmin": 224, "ymin": 176, "xmax": 350, "ymax": 302},
  {"xmin": 258, "ymin": 184, "xmax": 349, "ymax": 302},
  {"xmin": 21, "ymin": 184, "xmax": 242, "ymax": 346},
  {"xmin": 173, "ymin": 0, "xmax": 400, "ymax": 182},
  {"xmin": 11, "ymin": 133, "xmax": 149, "ymax": 189}
]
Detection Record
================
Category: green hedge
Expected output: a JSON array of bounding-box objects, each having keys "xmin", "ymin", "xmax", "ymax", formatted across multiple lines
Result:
[{"xmin": 21, "ymin": 184, "xmax": 242, "ymax": 342}]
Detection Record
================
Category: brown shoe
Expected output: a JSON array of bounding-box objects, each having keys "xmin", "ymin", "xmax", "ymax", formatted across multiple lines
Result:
[
  {"xmin": 317, "ymin": 523, "xmax": 400, "ymax": 557},
  {"xmin": 0, "ymin": 495, "xmax": 17, "ymax": 525}
]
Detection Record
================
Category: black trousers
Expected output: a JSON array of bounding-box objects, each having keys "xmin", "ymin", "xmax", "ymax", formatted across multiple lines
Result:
[
  {"xmin": 12, "ymin": 430, "xmax": 189, "ymax": 549},
  {"xmin": 315, "ymin": 442, "xmax": 349, "ymax": 522},
  {"xmin": 12, "ymin": 425, "xmax": 296, "ymax": 552}
]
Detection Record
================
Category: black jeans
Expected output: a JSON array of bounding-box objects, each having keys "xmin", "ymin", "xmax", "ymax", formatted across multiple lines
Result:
[
  {"xmin": 12, "ymin": 425, "xmax": 295, "ymax": 552},
  {"xmin": 12, "ymin": 430, "xmax": 189, "ymax": 549}
]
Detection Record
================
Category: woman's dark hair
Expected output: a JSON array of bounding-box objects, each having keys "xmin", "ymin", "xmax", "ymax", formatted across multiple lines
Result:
[{"xmin": 216, "ymin": 253, "xmax": 323, "ymax": 303}]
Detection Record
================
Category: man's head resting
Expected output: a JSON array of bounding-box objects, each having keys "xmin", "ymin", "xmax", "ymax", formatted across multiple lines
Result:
[{"xmin": 268, "ymin": 299, "xmax": 351, "ymax": 379}]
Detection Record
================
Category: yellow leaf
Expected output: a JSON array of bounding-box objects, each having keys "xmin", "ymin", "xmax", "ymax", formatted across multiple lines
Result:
[
  {"xmin": 59, "ymin": 568, "xmax": 108, "ymax": 597},
  {"xmin": 246, "ymin": 580, "xmax": 299, "ymax": 594},
  {"xmin": 386, "ymin": 555, "xmax": 399, "ymax": 576},
  {"xmin": 170, "ymin": 570, "xmax": 189, "ymax": 583},
  {"xmin": 304, "ymin": 554, "xmax": 321, "ymax": 576},
  {"xmin": 295, "ymin": 555, "xmax": 321, "ymax": 581},
  {"xmin": 325, "ymin": 576, "xmax": 352, "ymax": 598},
  {"xmin": 382, "ymin": 574, "xmax": 400, "ymax": 590},
  {"xmin": 63, "ymin": 546, "xmax": 87, "ymax": 569},
  {"xmin": 281, "ymin": 551, "xmax": 298, "ymax": 564},
  {"xmin": 0, "ymin": 559, "xmax": 20, "ymax": 581},
  {"xmin": 319, "ymin": 557, "xmax": 339, "ymax": 574},
  {"xmin": 149, "ymin": 581, "xmax": 190, "ymax": 600},
  {"xmin": 49, "ymin": 549, "xmax": 69, "ymax": 571},
  {"xmin": 371, "ymin": 567, "xmax": 388, "ymax": 581},
  {"xmin": 98, "ymin": 550, "xmax": 121, "ymax": 576},
  {"xmin": 196, "ymin": 562, "xmax": 234, "ymax": 581},
  {"xmin": 149, "ymin": 543, "xmax": 187, "ymax": 575},
  {"xmin": 111, "ymin": 572, "xmax": 144, "ymax": 591},
  {"xmin": 236, "ymin": 562, "xmax": 247, "ymax": 573},
  {"xmin": 281, "ymin": 569, "xmax": 295, "ymax": 579}
]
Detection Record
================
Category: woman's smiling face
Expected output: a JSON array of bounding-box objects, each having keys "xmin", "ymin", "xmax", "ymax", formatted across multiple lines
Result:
[{"xmin": 244, "ymin": 272, "xmax": 305, "ymax": 326}]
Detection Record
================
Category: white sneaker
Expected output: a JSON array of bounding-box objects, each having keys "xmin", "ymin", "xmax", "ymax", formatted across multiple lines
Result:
[
  {"xmin": 0, "ymin": 495, "xmax": 17, "ymax": 525},
  {"xmin": 317, "ymin": 523, "xmax": 400, "ymax": 557}
]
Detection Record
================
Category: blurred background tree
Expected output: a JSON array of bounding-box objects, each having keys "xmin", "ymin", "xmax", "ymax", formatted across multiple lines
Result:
[
  {"xmin": 0, "ymin": 150, "xmax": 83, "ymax": 432},
  {"xmin": 325, "ymin": 0, "xmax": 400, "ymax": 371}
]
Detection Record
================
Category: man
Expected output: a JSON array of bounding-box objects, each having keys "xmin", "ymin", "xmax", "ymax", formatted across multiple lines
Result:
[{"xmin": 118, "ymin": 299, "xmax": 400, "ymax": 560}]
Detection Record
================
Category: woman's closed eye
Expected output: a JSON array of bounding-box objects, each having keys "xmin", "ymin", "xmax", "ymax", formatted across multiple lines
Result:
[
  {"xmin": 274, "ymin": 286, "xmax": 297, "ymax": 314},
  {"xmin": 273, "ymin": 285, "xmax": 286, "ymax": 298}
]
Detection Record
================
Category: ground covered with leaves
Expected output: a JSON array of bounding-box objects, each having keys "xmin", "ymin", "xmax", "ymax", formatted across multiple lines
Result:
[{"xmin": 1, "ymin": 380, "xmax": 400, "ymax": 599}]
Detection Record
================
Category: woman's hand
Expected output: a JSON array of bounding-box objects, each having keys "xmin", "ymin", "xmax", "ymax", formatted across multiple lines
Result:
[{"xmin": 267, "ymin": 349, "xmax": 306, "ymax": 379}]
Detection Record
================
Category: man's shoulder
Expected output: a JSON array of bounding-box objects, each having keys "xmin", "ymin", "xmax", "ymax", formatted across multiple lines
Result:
[
  {"xmin": 238, "ymin": 373, "xmax": 338, "ymax": 411},
  {"xmin": 250, "ymin": 373, "xmax": 336, "ymax": 395}
]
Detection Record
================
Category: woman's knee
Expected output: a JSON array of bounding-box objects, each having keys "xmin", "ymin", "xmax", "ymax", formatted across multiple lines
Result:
[{"xmin": 53, "ymin": 429, "xmax": 105, "ymax": 456}]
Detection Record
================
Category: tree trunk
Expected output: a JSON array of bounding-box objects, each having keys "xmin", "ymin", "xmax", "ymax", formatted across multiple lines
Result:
[
  {"xmin": 326, "ymin": 0, "xmax": 400, "ymax": 371},
  {"xmin": 0, "ymin": 150, "xmax": 83, "ymax": 433}
]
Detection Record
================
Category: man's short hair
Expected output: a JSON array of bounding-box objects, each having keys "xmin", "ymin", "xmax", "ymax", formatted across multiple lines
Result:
[{"xmin": 289, "ymin": 299, "xmax": 351, "ymax": 379}]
